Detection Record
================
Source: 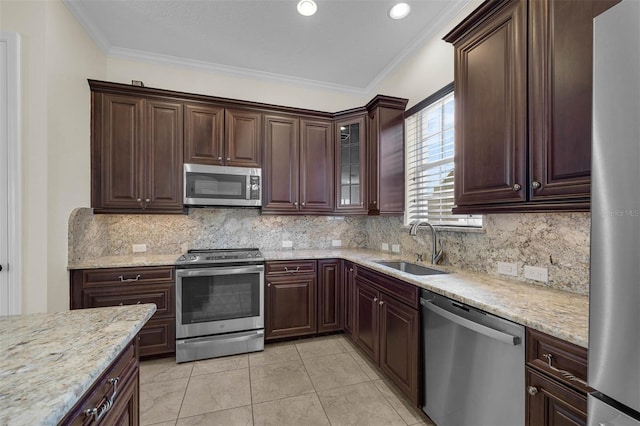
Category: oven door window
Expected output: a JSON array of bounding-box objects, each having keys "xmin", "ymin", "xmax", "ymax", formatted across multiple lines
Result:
[
  {"xmin": 186, "ymin": 172, "xmax": 247, "ymax": 200},
  {"xmin": 181, "ymin": 273, "xmax": 260, "ymax": 324}
]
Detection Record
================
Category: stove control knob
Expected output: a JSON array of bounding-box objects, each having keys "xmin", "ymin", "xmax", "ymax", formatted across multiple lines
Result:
[
  {"xmin": 178, "ymin": 255, "xmax": 186, "ymax": 262},
  {"xmin": 247, "ymin": 254, "xmax": 252, "ymax": 258},
  {"xmin": 189, "ymin": 255, "xmax": 197, "ymax": 261}
]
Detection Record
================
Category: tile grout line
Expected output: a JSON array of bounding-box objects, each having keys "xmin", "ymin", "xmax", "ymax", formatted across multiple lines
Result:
[{"xmin": 173, "ymin": 363, "xmax": 194, "ymax": 425}]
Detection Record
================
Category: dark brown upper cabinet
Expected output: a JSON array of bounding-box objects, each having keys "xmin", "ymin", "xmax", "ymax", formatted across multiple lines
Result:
[
  {"xmin": 89, "ymin": 80, "xmax": 407, "ymax": 216},
  {"xmin": 444, "ymin": 0, "xmax": 598, "ymax": 213},
  {"xmin": 366, "ymin": 96, "xmax": 408, "ymax": 215},
  {"xmin": 334, "ymin": 114, "xmax": 368, "ymax": 214},
  {"xmin": 262, "ymin": 114, "xmax": 334, "ymax": 214},
  {"xmin": 91, "ymin": 86, "xmax": 183, "ymax": 214},
  {"xmin": 184, "ymin": 103, "xmax": 261, "ymax": 168}
]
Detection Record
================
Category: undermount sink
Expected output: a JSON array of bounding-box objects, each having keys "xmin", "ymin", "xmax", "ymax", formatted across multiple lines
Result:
[{"xmin": 375, "ymin": 261, "xmax": 449, "ymax": 276}]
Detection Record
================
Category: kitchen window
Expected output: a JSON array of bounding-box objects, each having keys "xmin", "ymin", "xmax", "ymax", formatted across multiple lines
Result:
[{"xmin": 405, "ymin": 83, "xmax": 482, "ymax": 228}]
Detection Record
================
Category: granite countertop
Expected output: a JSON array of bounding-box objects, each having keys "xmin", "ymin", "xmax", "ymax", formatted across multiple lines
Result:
[
  {"xmin": 68, "ymin": 248, "xmax": 588, "ymax": 348},
  {"xmin": 0, "ymin": 304, "xmax": 156, "ymax": 426}
]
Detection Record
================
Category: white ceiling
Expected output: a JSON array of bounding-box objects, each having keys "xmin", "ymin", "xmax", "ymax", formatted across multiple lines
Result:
[{"xmin": 64, "ymin": 0, "xmax": 471, "ymax": 94}]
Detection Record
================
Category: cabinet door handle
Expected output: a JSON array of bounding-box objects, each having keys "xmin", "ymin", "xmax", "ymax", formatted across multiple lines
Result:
[
  {"xmin": 118, "ymin": 274, "xmax": 141, "ymax": 283},
  {"xmin": 349, "ymin": 268, "xmax": 353, "ymax": 272},
  {"xmin": 373, "ymin": 297, "xmax": 378, "ymax": 302},
  {"xmin": 85, "ymin": 377, "xmax": 119, "ymax": 422},
  {"xmin": 226, "ymin": 157, "xmax": 231, "ymax": 161},
  {"xmin": 294, "ymin": 202, "xmax": 298, "ymax": 207},
  {"xmin": 284, "ymin": 266, "xmax": 300, "ymax": 273},
  {"xmin": 527, "ymin": 386, "xmax": 538, "ymax": 396},
  {"xmin": 379, "ymin": 300, "xmax": 384, "ymax": 306},
  {"xmin": 512, "ymin": 183, "xmax": 522, "ymax": 191},
  {"xmin": 542, "ymin": 353, "xmax": 587, "ymax": 386},
  {"xmin": 267, "ymin": 282, "xmax": 271, "ymax": 287},
  {"xmin": 218, "ymin": 156, "xmax": 222, "ymax": 160},
  {"xmin": 302, "ymin": 202, "xmax": 306, "ymax": 207},
  {"xmin": 532, "ymin": 181, "xmax": 541, "ymax": 189}
]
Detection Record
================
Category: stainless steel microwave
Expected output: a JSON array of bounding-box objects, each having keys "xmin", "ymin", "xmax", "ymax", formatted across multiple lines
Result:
[{"xmin": 183, "ymin": 163, "xmax": 262, "ymax": 207}]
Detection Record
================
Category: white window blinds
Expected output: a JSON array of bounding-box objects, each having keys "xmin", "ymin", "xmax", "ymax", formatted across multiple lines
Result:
[{"xmin": 405, "ymin": 89, "xmax": 482, "ymax": 227}]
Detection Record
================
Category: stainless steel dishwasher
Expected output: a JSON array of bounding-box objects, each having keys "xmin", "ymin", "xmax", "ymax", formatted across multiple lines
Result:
[{"xmin": 421, "ymin": 289, "xmax": 525, "ymax": 426}]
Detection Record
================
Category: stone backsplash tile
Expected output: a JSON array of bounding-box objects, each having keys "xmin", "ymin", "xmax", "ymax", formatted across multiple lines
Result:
[
  {"xmin": 69, "ymin": 208, "xmax": 590, "ymax": 294},
  {"xmin": 365, "ymin": 213, "xmax": 590, "ymax": 295}
]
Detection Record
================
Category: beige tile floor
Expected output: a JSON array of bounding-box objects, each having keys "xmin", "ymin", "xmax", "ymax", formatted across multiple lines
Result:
[{"xmin": 139, "ymin": 334, "xmax": 435, "ymax": 426}]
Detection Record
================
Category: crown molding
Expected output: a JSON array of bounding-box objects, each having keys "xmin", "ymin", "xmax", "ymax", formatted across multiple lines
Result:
[{"xmin": 109, "ymin": 47, "xmax": 371, "ymax": 96}]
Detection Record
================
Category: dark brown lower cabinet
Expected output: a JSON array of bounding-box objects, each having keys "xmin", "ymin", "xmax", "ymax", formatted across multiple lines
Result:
[
  {"xmin": 379, "ymin": 293, "xmax": 419, "ymax": 402},
  {"xmin": 265, "ymin": 269, "xmax": 317, "ymax": 340},
  {"xmin": 265, "ymin": 260, "xmax": 342, "ymax": 341},
  {"xmin": 342, "ymin": 260, "xmax": 356, "ymax": 335},
  {"xmin": 70, "ymin": 266, "xmax": 176, "ymax": 357},
  {"xmin": 318, "ymin": 259, "xmax": 342, "ymax": 333},
  {"xmin": 353, "ymin": 268, "xmax": 420, "ymax": 406},
  {"xmin": 526, "ymin": 328, "xmax": 589, "ymax": 425},
  {"xmin": 61, "ymin": 339, "xmax": 139, "ymax": 425},
  {"xmin": 526, "ymin": 368, "xmax": 587, "ymax": 426}
]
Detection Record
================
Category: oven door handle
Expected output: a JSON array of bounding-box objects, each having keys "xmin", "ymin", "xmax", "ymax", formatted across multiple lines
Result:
[
  {"xmin": 176, "ymin": 264, "xmax": 264, "ymax": 277},
  {"xmin": 177, "ymin": 329, "xmax": 264, "ymax": 346}
]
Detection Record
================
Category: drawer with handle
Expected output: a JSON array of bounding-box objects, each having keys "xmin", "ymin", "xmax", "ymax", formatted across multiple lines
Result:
[
  {"xmin": 82, "ymin": 283, "xmax": 174, "ymax": 318},
  {"xmin": 79, "ymin": 266, "xmax": 174, "ymax": 287},
  {"xmin": 266, "ymin": 260, "xmax": 316, "ymax": 275},
  {"xmin": 526, "ymin": 328, "xmax": 588, "ymax": 393},
  {"xmin": 61, "ymin": 340, "xmax": 138, "ymax": 425}
]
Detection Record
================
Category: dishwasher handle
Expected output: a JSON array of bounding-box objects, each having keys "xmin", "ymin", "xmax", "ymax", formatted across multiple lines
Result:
[{"xmin": 421, "ymin": 298, "xmax": 521, "ymax": 346}]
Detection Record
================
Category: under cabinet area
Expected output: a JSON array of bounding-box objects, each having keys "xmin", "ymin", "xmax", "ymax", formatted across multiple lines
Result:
[
  {"xmin": 264, "ymin": 259, "xmax": 342, "ymax": 341},
  {"xmin": 184, "ymin": 103, "xmax": 262, "ymax": 167},
  {"xmin": 70, "ymin": 266, "xmax": 176, "ymax": 357},
  {"xmin": 526, "ymin": 328, "xmax": 589, "ymax": 425},
  {"xmin": 352, "ymin": 266, "xmax": 420, "ymax": 406},
  {"xmin": 444, "ymin": 0, "xmax": 600, "ymax": 213}
]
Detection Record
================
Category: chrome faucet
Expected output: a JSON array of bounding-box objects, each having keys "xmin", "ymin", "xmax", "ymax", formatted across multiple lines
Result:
[{"xmin": 409, "ymin": 221, "xmax": 444, "ymax": 265}]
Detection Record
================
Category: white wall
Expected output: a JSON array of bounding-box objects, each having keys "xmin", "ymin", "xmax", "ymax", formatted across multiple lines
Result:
[
  {"xmin": 0, "ymin": 0, "xmax": 107, "ymax": 313},
  {"xmin": 106, "ymin": 57, "xmax": 368, "ymax": 112},
  {"xmin": 375, "ymin": 0, "xmax": 482, "ymax": 109}
]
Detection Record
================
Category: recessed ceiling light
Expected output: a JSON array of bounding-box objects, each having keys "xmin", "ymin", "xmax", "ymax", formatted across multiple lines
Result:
[
  {"xmin": 389, "ymin": 2, "xmax": 411, "ymax": 20},
  {"xmin": 297, "ymin": 0, "xmax": 317, "ymax": 16}
]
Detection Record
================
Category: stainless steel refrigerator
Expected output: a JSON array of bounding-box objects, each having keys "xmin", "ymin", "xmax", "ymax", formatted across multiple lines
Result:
[{"xmin": 589, "ymin": 0, "xmax": 640, "ymax": 424}]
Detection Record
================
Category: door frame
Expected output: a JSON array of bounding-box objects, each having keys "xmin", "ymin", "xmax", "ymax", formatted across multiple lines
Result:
[{"xmin": 0, "ymin": 32, "xmax": 22, "ymax": 315}]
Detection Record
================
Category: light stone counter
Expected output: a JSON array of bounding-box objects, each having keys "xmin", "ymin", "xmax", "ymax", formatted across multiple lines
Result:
[
  {"xmin": 67, "ymin": 248, "xmax": 588, "ymax": 348},
  {"xmin": 0, "ymin": 304, "xmax": 156, "ymax": 426}
]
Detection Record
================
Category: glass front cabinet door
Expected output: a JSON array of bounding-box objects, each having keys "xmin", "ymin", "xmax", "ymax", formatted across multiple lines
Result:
[{"xmin": 335, "ymin": 115, "xmax": 367, "ymax": 213}]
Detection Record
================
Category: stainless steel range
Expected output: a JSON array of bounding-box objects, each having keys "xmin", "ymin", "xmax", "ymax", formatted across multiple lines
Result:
[{"xmin": 175, "ymin": 248, "xmax": 264, "ymax": 363}]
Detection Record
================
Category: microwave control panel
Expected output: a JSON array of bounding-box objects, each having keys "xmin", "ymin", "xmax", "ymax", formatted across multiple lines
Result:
[{"xmin": 250, "ymin": 176, "xmax": 261, "ymax": 200}]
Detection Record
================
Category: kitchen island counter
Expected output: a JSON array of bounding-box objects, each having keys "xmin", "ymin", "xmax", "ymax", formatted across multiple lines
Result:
[
  {"xmin": 0, "ymin": 304, "xmax": 156, "ymax": 425},
  {"xmin": 68, "ymin": 248, "xmax": 588, "ymax": 348}
]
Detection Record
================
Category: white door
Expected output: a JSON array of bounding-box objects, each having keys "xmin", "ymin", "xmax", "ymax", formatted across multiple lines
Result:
[{"xmin": 0, "ymin": 32, "xmax": 21, "ymax": 316}]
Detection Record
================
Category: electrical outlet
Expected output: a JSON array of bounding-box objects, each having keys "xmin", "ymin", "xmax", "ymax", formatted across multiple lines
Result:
[
  {"xmin": 331, "ymin": 239, "xmax": 342, "ymax": 247},
  {"xmin": 524, "ymin": 265, "xmax": 548, "ymax": 283},
  {"xmin": 282, "ymin": 240, "xmax": 293, "ymax": 248},
  {"xmin": 381, "ymin": 243, "xmax": 389, "ymax": 251},
  {"xmin": 497, "ymin": 262, "xmax": 518, "ymax": 277},
  {"xmin": 132, "ymin": 244, "xmax": 147, "ymax": 253},
  {"xmin": 391, "ymin": 244, "xmax": 401, "ymax": 253}
]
